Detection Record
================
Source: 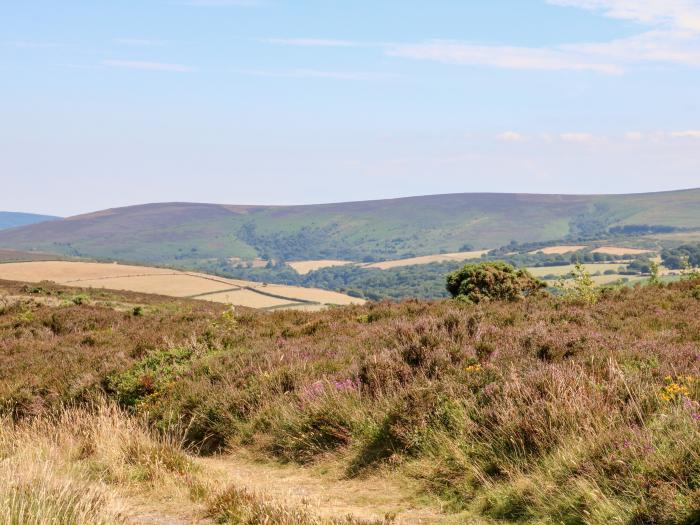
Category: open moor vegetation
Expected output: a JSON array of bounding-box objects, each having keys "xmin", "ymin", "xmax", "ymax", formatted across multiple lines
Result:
[{"xmin": 2, "ymin": 272, "xmax": 700, "ymax": 522}]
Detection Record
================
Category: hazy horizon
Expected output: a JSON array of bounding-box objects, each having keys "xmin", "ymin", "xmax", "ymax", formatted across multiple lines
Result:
[{"xmin": 3, "ymin": 0, "xmax": 700, "ymax": 216}]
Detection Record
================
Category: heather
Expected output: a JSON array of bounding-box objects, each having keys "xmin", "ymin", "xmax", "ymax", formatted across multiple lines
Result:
[{"xmin": 2, "ymin": 278, "xmax": 700, "ymax": 522}]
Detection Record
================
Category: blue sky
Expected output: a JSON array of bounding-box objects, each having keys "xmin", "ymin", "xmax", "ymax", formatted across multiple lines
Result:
[{"xmin": 2, "ymin": 0, "xmax": 700, "ymax": 216}]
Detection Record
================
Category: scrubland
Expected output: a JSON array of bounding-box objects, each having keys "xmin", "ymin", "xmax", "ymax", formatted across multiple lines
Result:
[{"xmin": 2, "ymin": 278, "xmax": 700, "ymax": 523}]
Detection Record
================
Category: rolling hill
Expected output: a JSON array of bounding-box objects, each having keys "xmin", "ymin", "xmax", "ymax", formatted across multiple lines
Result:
[
  {"xmin": 0, "ymin": 189, "xmax": 698, "ymax": 266},
  {"xmin": 0, "ymin": 211, "xmax": 58, "ymax": 231}
]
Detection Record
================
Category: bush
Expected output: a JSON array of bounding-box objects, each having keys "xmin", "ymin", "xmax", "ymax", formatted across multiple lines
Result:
[{"xmin": 446, "ymin": 261, "xmax": 545, "ymax": 303}]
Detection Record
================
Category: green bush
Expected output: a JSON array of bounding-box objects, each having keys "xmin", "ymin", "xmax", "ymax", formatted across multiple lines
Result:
[{"xmin": 446, "ymin": 261, "xmax": 545, "ymax": 303}]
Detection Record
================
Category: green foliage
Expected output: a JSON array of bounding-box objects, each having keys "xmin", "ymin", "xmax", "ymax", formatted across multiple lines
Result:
[
  {"xmin": 661, "ymin": 243, "xmax": 700, "ymax": 270},
  {"xmin": 556, "ymin": 263, "xmax": 598, "ymax": 304},
  {"xmin": 648, "ymin": 260, "xmax": 660, "ymax": 285},
  {"xmin": 106, "ymin": 347, "xmax": 193, "ymax": 407},
  {"xmin": 446, "ymin": 261, "xmax": 545, "ymax": 303}
]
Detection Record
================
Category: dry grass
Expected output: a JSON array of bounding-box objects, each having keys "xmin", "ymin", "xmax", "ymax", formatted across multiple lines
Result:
[
  {"xmin": 0, "ymin": 261, "xmax": 361, "ymax": 310},
  {"xmin": 198, "ymin": 288, "xmax": 302, "ymax": 308},
  {"xmin": 362, "ymin": 251, "xmax": 488, "ymax": 270},
  {"xmin": 71, "ymin": 274, "xmax": 233, "ymax": 297},
  {"xmin": 591, "ymin": 246, "xmax": 654, "ymax": 256},
  {"xmin": 0, "ymin": 402, "xmax": 192, "ymax": 525},
  {"xmin": 0, "ymin": 402, "xmax": 420, "ymax": 525},
  {"xmin": 288, "ymin": 260, "xmax": 354, "ymax": 275},
  {"xmin": 529, "ymin": 245, "xmax": 587, "ymax": 254}
]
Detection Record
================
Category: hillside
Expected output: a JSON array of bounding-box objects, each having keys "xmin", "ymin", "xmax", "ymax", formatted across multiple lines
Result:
[
  {"xmin": 0, "ymin": 211, "xmax": 58, "ymax": 230},
  {"xmin": 3, "ymin": 278, "xmax": 700, "ymax": 523},
  {"xmin": 0, "ymin": 189, "xmax": 699, "ymax": 266}
]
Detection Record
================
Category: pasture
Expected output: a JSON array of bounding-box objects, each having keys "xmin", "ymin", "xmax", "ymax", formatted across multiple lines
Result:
[{"xmin": 0, "ymin": 261, "xmax": 363, "ymax": 310}]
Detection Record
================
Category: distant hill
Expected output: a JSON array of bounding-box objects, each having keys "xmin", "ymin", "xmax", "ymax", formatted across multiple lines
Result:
[
  {"xmin": 0, "ymin": 189, "xmax": 699, "ymax": 265},
  {"xmin": 0, "ymin": 211, "xmax": 58, "ymax": 231}
]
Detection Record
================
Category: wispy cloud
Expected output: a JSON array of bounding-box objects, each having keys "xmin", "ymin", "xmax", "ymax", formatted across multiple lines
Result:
[
  {"xmin": 5, "ymin": 41, "xmax": 62, "ymax": 49},
  {"xmin": 263, "ymin": 1, "xmax": 700, "ymax": 74},
  {"xmin": 262, "ymin": 38, "xmax": 369, "ymax": 48},
  {"xmin": 102, "ymin": 59, "xmax": 194, "ymax": 72},
  {"xmin": 560, "ymin": 132, "xmax": 596, "ymax": 142},
  {"xmin": 625, "ymin": 131, "xmax": 646, "ymax": 140},
  {"xmin": 547, "ymin": 0, "xmax": 700, "ymax": 32},
  {"xmin": 114, "ymin": 38, "xmax": 164, "ymax": 46},
  {"xmin": 498, "ymin": 131, "xmax": 524, "ymax": 141},
  {"xmin": 671, "ymin": 129, "xmax": 700, "ymax": 138},
  {"xmin": 234, "ymin": 68, "xmax": 391, "ymax": 80},
  {"xmin": 386, "ymin": 41, "xmax": 622, "ymax": 74}
]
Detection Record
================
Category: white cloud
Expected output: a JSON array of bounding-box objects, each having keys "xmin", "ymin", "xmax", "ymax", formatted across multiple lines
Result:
[
  {"xmin": 263, "ymin": 38, "xmax": 368, "ymax": 48},
  {"xmin": 102, "ymin": 60, "xmax": 194, "ymax": 72},
  {"xmin": 671, "ymin": 130, "xmax": 700, "ymax": 138},
  {"xmin": 114, "ymin": 38, "xmax": 163, "ymax": 46},
  {"xmin": 5, "ymin": 41, "xmax": 62, "ymax": 48},
  {"xmin": 498, "ymin": 131, "xmax": 524, "ymax": 141},
  {"xmin": 386, "ymin": 41, "xmax": 622, "ymax": 74},
  {"xmin": 233, "ymin": 68, "xmax": 390, "ymax": 80},
  {"xmin": 561, "ymin": 132, "xmax": 595, "ymax": 142},
  {"xmin": 263, "ymin": 1, "xmax": 700, "ymax": 74},
  {"xmin": 625, "ymin": 131, "xmax": 646, "ymax": 140},
  {"xmin": 547, "ymin": 0, "xmax": 700, "ymax": 32}
]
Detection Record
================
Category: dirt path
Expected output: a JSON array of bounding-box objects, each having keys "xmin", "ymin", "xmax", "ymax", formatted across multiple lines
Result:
[
  {"xmin": 198, "ymin": 453, "xmax": 449, "ymax": 524},
  {"xmin": 121, "ymin": 451, "xmax": 453, "ymax": 524}
]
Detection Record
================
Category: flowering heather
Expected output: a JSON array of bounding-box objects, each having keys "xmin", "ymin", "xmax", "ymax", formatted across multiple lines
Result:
[{"xmin": 2, "ymin": 278, "xmax": 700, "ymax": 523}]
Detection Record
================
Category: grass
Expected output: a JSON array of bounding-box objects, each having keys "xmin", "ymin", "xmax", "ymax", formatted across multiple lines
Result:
[{"xmin": 3, "ymin": 277, "xmax": 700, "ymax": 522}]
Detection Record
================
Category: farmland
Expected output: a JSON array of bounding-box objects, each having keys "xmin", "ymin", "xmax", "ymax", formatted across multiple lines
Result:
[
  {"xmin": 360, "ymin": 250, "xmax": 489, "ymax": 270},
  {"xmin": 0, "ymin": 261, "xmax": 363, "ymax": 310},
  {"xmin": 288, "ymin": 259, "xmax": 353, "ymax": 274}
]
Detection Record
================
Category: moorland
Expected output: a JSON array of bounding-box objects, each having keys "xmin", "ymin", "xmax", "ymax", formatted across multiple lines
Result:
[{"xmin": 2, "ymin": 272, "xmax": 700, "ymax": 523}]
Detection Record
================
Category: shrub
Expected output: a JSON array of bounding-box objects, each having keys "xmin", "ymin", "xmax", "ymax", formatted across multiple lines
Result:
[{"xmin": 446, "ymin": 261, "xmax": 545, "ymax": 303}]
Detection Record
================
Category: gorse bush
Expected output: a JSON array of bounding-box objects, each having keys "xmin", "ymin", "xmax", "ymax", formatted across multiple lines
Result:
[{"xmin": 446, "ymin": 261, "xmax": 545, "ymax": 303}]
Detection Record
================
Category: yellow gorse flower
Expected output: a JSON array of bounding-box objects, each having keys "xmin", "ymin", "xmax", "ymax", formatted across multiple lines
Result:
[{"xmin": 660, "ymin": 375, "xmax": 695, "ymax": 402}]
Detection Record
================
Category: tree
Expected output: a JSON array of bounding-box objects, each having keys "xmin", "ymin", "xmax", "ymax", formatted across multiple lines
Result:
[{"xmin": 446, "ymin": 261, "xmax": 545, "ymax": 304}]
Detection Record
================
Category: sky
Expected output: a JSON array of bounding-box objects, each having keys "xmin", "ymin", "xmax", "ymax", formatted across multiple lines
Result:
[{"xmin": 1, "ymin": 0, "xmax": 700, "ymax": 216}]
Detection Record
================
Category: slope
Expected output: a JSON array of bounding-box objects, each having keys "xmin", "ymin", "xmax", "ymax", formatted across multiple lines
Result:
[
  {"xmin": 0, "ymin": 189, "xmax": 698, "ymax": 265},
  {"xmin": 0, "ymin": 211, "xmax": 59, "ymax": 230}
]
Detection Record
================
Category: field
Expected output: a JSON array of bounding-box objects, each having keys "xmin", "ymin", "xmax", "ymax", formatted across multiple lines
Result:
[
  {"xmin": 0, "ymin": 261, "xmax": 363, "ymax": 310},
  {"xmin": 525, "ymin": 263, "xmax": 623, "ymax": 278},
  {"xmin": 591, "ymin": 246, "xmax": 654, "ymax": 256},
  {"xmin": 288, "ymin": 259, "xmax": 353, "ymax": 274},
  {"xmin": 529, "ymin": 245, "xmax": 587, "ymax": 254},
  {"xmin": 362, "ymin": 250, "xmax": 489, "ymax": 270},
  {"xmin": 3, "ymin": 277, "xmax": 700, "ymax": 523}
]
